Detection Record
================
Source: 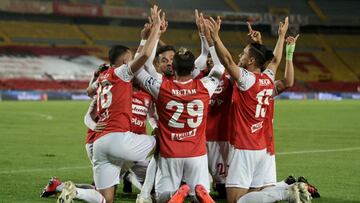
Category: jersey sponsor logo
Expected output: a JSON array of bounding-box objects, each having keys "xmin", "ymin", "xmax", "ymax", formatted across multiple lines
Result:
[
  {"xmin": 171, "ymin": 128, "xmax": 197, "ymax": 141},
  {"xmin": 259, "ymin": 79, "xmax": 271, "ymax": 86},
  {"xmin": 209, "ymin": 98, "xmax": 224, "ymax": 106},
  {"xmin": 171, "ymin": 89, "xmax": 197, "ymax": 97},
  {"xmin": 251, "ymin": 121, "xmax": 263, "ymax": 133},
  {"xmin": 132, "ymin": 104, "xmax": 148, "ymax": 116},
  {"xmin": 131, "ymin": 117, "xmax": 145, "ymax": 127}
]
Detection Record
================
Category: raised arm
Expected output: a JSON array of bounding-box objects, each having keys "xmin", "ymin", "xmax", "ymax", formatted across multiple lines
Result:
[
  {"xmin": 193, "ymin": 10, "xmax": 210, "ymax": 78},
  {"xmin": 206, "ymin": 16, "xmax": 240, "ymax": 80},
  {"xmin": 266, "ymin": 17, "xmax": 288, "ymax": 75},
  {"xmin": 275, "ymin": 35, "xmax": 299, "ymax": 95},
  {"xmin": 202, "ymin": 16, "xmax": 224, "ymax": 80},
  {"xmin": 128, "ymin": 5, "xmax": 162, "ymax": 74},
  {"xmin": 247, "ymin": 22, "xmax": 263, "ymax": 44},
  {"xmin": 138, "ymin": 14, "xmax": 167, "ymax": 79}
]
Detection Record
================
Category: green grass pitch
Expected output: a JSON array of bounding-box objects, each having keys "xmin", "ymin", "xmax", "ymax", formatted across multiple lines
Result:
[{"xmin": 0, "ymin": 100, "xmax": 359, "ymax": 203}]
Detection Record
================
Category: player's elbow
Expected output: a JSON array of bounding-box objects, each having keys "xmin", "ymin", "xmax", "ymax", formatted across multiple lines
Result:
[{"xmin": 86, "ymin": 87, "xmax": 95, "ymax": 97}]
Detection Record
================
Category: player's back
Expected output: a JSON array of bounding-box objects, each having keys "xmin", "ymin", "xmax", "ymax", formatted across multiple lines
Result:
[
  {"xmin": 95, "ymin": 66, "xmax": 133, "ymax": 140},
  {"xmin": 156, "ymin": 78, "xmax": 211, "ymax": 158},
  {"xmin": 231, "ymin": 70, "xmax": 274, "ymax": 150}
]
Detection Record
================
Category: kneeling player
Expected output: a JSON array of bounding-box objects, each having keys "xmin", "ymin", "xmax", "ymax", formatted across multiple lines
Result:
[{"xmin": 135, "ymin": 46, "xmax": 224, "ymax": 203}]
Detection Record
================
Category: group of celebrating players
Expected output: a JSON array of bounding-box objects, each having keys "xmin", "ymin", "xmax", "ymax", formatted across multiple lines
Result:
[{"xmin": 41, "ymin": 5, "xmax": 320, "ymax": 203}]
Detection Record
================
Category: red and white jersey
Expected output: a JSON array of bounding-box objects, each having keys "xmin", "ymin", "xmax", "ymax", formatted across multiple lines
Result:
[
  {"xmin": 156, "ymin": 78, "xmax": 211, "ymax": 158},
  {"xmin": 230, "ymin": 68, "xmax": 275, "ymax": 150},
  {"xmin": 85, "ymin": 129, "xmax": 97, "ymax": 144},
  {"xmin": 196, "ymin": 70, "xmax": 233, "ymax": 141},
  {"xmin": 265, "ymin": 98, "xmax": 275, "ymax": 154},
  {"xmin": 131, "ymin": 89, "xmax": 154, "ymax": 135},
  {"xmin": 94, "ymin": 64, "xmax": 134, "ymax": 141},
  {"xmin": 135, "ymin": 68, "xmax": 221, "ymax": 158}
]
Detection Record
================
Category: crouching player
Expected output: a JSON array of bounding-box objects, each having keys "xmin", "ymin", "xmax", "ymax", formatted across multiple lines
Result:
[{"xmin": 135, "ymin": 45, "xmax": 224, "ymax": 202}]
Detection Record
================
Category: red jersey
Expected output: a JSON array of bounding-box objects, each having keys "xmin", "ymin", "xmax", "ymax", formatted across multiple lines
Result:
[
  {"xmin": 131, "ymin": 89, "xmax": 153, "ymax": 135},
  {"xmin": 230, "ymin": 70, "xmax": 274, "ymax": 150},
  {"xmin": 265, "ymin": 98, "xmax": 275, "ymax": 155},
  {"xmin": 85, "ymin": 129, "xmax": 97, "ymax": 144},
  {"xmin": 196, "ymin": 70, "xmax": 232, "ymax": 141},
  {"xmin": 156, "ymin": 78, "xmax": 211, "ymax": 158},
  {"xmin": 94, "ymin": 66, "xmax": 133, "ymax": 141}
]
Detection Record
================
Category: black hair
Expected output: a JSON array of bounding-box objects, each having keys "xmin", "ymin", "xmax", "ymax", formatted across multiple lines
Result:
[
  {"xmin": 248, "ymin": 43, "xmax": 274, "ymax": 71},
  {"xmin": 108, "ymin": 45, "xmax": 130, "ymax": 65},
  {"xmin": 156, "ymin": 45, "xmax": 176, "ymax": 57},
  {"xmin": 173, "ymin": 47, "xmax": 195, "ymax": 76}
]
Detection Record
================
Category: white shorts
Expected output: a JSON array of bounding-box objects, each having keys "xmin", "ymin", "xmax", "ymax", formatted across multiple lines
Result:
[
  {"xmin": 85, "ymin": 143, "xmax": 94, "ymax": 165},
  {"xmin": 206, "ymin": 141, "xmax": 230, "ymax": 184},
  {"xmin": 155, "ymin": 154, "xmax": 210, "ymax": 196},
  {"xmin": 263, "ymin": 154, "xmax": 276, "ymax": 186},
  {"xmin": 131, "ymin": 160, "xmax": 150, "ymax": 183},
  {"xmin": 92, "ymin": 132, "xmax": 156, "ymax": 190},
  {"xmin": 226, "ymin": 146, "xmax": 269, "ymax": 189}
]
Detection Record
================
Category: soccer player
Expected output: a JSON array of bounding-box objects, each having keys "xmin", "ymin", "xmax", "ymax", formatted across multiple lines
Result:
[
  {"xmin": 192, "ymin": 12, "xmax": 232, "ymax": 199},
  {"xmin": 57, "ymin": 6, "xmax": 163, "ymax": 203},
  {"xmin": 205, "ymin": 16, "xmax": 294, "ymax": 202},
  {"xmin": 134, "ymin": 44, "xmax": 224, "ymax": 203}
]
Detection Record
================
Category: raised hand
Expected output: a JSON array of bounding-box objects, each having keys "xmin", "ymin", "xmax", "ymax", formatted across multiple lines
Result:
[
  {"xmin": 247, "ymin": 21, "xmax": 262, "ymax": 44},
  {"xmin": 150, "ymin": 5, "xmax": 162, "ymax": 29},
  {"xmin": 160, "ymin": 12, "xmax": 168, "ymax": 35},
  {"xmin": 286, "ymin": 34, "xmax": 300, "ymax": 45},
  {"xmin": 278, "ymin": 16, "xmax": 289, "ymax": 37},
  {"xmin": 195, "ymin": 9, "xmax": 205, "ymax": 34},
  {"xmin": 285, "ymin": 34, "xmax": 299, "ymax": 61},
  {"xmin": 141, "ymin": 22, "xmax": 151, "ymax": 40},
  {"xmin": 207, "ymin": 16, "xmax": 222, "ymax": 40}
]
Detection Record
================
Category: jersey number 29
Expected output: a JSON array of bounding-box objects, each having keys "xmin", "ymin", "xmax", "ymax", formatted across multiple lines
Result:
[{"xmin": 166, "ymin": 99, "xmax": 204, "ymax": 129}]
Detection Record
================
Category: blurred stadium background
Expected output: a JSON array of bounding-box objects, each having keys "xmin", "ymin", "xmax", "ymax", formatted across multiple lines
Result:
[
  {"xmin": 0, "ymin": 1, "xmax": 360, "ymax": 203},
  {"xmin": 0, "ymin": 0, "xmax": 359, "ymax": 99}
]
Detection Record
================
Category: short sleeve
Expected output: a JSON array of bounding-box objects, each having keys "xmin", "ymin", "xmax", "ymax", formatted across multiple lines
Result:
[
  {"xmin": 114, "ymin": 64, "xmax": 133, "ymax": 82},
  {"xmin": 135, "ymin": 69, "xmax": 162, "ymax": 99},
  {"xmin": 237, "ymin": 67, "xmax": 256, "ymax": 91},
  {"xmin": 263, "ymin": 69, "xmax": 275, "ymax": 82},
  {"xmin": 200, "ymin": 76, "xmax": 220, "ymax": 97}
]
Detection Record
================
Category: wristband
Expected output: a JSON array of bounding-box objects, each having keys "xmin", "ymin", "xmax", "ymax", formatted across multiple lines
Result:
[
  {"xmin": 140, "ymin": 39, "xmax": 147, "ymax": 46},
  {"xmin": 286, "ymin": 44, "xmax": 296, "ymax": 61}
]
